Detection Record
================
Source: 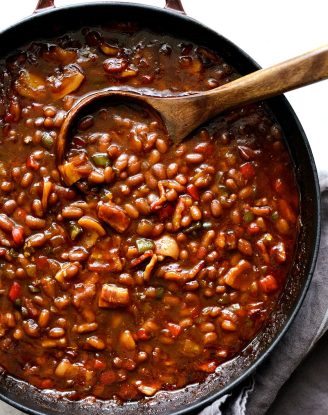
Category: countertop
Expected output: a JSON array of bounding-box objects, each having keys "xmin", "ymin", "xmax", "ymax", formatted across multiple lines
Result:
[{"xmin": 0, "ymin": 1, "xmax": 327, "ymax": 414}]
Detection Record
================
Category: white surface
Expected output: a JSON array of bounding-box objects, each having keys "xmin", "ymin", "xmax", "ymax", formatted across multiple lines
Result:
[{"xmin": 0, "ymin": 1, "xmax": 327, "ymax": 414}]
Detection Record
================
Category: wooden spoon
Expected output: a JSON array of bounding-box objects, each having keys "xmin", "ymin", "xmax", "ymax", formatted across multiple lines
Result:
[{"xmin": 56, "ymin": 45, "xmax": 328, "ymax": 178}]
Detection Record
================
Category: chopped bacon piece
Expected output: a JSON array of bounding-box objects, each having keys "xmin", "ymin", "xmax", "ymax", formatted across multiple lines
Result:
[
  {"xmin": 259, "ymin": 275, "xmax": 278, "ymax": 293},
  {"xmin": 130, "ymin": 250, "xmax": 153, "ymax": 268},
  {"xmin": 98, "ymin": 284, "xmax": 130, "ymax": 308},
  {"xmin": 100, "ymin": 370, "xmax": 117, "ymax": 385},
  {"xmin": 223, "ymin": 259, "xmax": 252, "ymax": 289},
  {"xmin": 97, "ymin": 201, "xmax": 130, "ymax": 233}
]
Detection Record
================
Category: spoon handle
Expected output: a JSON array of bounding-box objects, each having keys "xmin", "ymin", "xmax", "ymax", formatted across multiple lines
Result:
[
  {"xmin": 160, "ymin": 45, "xmax": 328, "ymax": 141},
  {"xmin": 205, "ymin": 44, "xmax": 328, "ymax": 112}
]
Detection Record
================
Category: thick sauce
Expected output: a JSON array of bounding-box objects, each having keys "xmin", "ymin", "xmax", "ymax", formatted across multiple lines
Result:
[{"xmin": 0, "ymin": 25, "xmax": 299, "ymax": 401}]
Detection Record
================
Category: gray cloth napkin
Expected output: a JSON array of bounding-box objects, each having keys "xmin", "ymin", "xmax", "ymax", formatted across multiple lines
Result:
[{"xmin": 200, "ymin": 170, "xmax": 328, "ymax": 415}]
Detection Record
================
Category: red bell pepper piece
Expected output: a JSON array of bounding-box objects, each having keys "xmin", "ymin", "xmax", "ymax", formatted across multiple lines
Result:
[
  {"xmin": 8, "ymin": 281, "xmax": 22, "ymax": 302},
  {"xmin": 240, "ymin": 162, "xmax": 255, "ymax": 179},
  {"xmin": 12, "ymin": 226, "xmax": 24, "ymax": 245},
  {"xmin": 167, "ymin": 323, "xmax": 182, "ymax": 338},
  {"xmin": 186, "ymin": 184, "xmax": 200, "ymax": 201}
]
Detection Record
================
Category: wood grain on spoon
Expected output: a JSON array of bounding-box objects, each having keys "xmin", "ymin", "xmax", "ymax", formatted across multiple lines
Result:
[{"xmin": 57, "ymin": 45, "xmax": 328, "ymax": 177}]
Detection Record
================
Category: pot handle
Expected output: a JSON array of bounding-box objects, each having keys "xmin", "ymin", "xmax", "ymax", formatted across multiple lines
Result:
[
  {"xmin": 34, "ymin": 0, "xmax": 185, "ymax": 14},
  {"xmin": 34, "ymin": 0, "xmax": 54, "ymax": 11}
]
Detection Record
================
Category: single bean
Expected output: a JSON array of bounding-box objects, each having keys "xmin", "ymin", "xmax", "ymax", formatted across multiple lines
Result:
[
  {"xmin": 12, "ymin": 167, "xmax": 21, "ymax": 181},
  {"xmin": 48, "ymin": 327, "xmax": 65, "ymax": 338},
  {"xmin": 230, "ymin": 209, "xmax": 241, "ymax": 224},
  {"xmin": 43, "ymin": 117, "xmax": 54, "ymax": 129},
  {"xmin": 128, "ymin": 156, "xmax": 141, "ymax": 175},
  {"xmin": 124, "ymin": 203, "xmax": 139, "ymax": 219},
  {"xmin": 43, "ymin": 105, "xmax": 56, "ymax": 118},
  {"xmin": 210, "ymin": 199, "xmax": 222, "ymax": 217},
  {"xmin": 23, "ymin": 319, "xmax": 40, "ymax": 337},
  {"xmin": 62, "ymin": 206, "xmax": 83, "ymax": 219},
  {"xmin": 126, "ymin": 173, "xmax": 144, "ymax": 188},
  {"xmin": 276, "ymin": 218, "xmax": 289, "ymax": 234},
  {"xmin": 156, "ymin": 138, "xmax": 168, "ymax": 153},
  {"xmin": 107, "ymin": 144, "xmax": 122, "ymax": 158},
  {"xmin": 190, "ymin": 205, "xmax": 202, "ymax": 221},
  {"xmin": 78, "ymin": 115, "xmax": 94, "ymax": 130},
  {"xmin": 0, "ymin": 214, "xmax": 14, "ymax": 232},
  {"xmin": 88, "ymin": 170, "xmax": 105, "ymax": 184},
  {"xmin": 221, "ymin": 320, "xmax": 237, "ymax": 331},
  {"xmin": 199, "ymin": 322, "xmax": 215, "ymax": 333},
  {"xmin": 137, "ymin": 220, "xmax": 154, "ymax": 237},
  {"xmin": 166, "ymin": 162, "xmax": 178, "ymax": 178},
  {"xmin": 32, "ymin": 199, "xmax": 44, "ymax": 217},
  {"xmin": 184, "ymin": 280, "xmax": 200, "ymax": 290},
  {"xmin": 1, "ymin": 181, "xmax": 14, "ymax": 192},
  {"xmin": 114, "ymin": 153, "xmax": 129, "ymax": 171},
  {"xmin": 3, "ymin": 200, "xmax": 17, "ymax": 215},
  {"xmin": 239, "ymin": 186, "xmax": 253, "ymax": 200},
  {"xmin": 238, "ymin": 238, "xmax": 253, "ymax": 256},
  {"xmin": 152, "ymin": 163, "xmax": 166, "ymax": 180},
  {"xmin": 104, "ymin": 166, "xmax": 115, "ymax": 183},
  {"xmin": 76, "ymin": 322, "xmax": 98, "ymax": 333},
  {"xmin": 4, "ymin": 312, "xmax": 16, "ymax": 328},
  {"xmin": 181, "ymin": 215, "xmax": 192, "ymax": 227},
  {"xmin": 25, "ymin": 233, "xmax": 46, "ymax": 248},
  {"xmin": 203, "ymin": 332, "xmax": 218, "ymax": 345},
  {"xmin": 53, "ymin": 111, "xmax": 66, "ymax": 128},
  {"xmin": 26, "ymin": 215, "xmax": 46, "ymax": 230},
  {"xmin": 38, "ymin": 309, "xmax": 50, "ymax": 328},
  {"xmin": 86, "ymin": 336, "xmax": 106, "ymax": 350},
  {"xmin": 185, "ymin": 153, "xmax": 204, "ymax": 164},
  {"xmin": 119, "ymin": 330, "xmax": 136, "ymax": 350},
  {"xmin": 144, "ymin": 171, "xmax": 158, "ymax": 190},
  {"xmin": 148, "ymin": 149, "xmax": 161, "ymax": 165},
  {"xmin": 166, "ymin": 188, "xmax": 178, "ymax": 202}
]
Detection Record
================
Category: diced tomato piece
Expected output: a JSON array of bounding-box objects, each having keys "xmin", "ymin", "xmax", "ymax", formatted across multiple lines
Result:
[
  {"xmin": 8, "ymin": 281, "xmax": 22, "ymax": 302},
  {"xmin": 186, "ymin": 184, "xmax": 200, "ymax": 201},
  {"xmin": 100, "ymin": 370, "xmax": 117, "ymax": 385},
  {"xmin": 12, "ymin": 226, "xmax": 24, "ymax": 245},
  {"xmin": 94, "ymin": 359, "xmax": 106, "ymax": 370},
  {"xmin": 274, "ymin": 178, "xmax": 285, "ymax": 194},
  {"xmin": 167, "ymin": 323, "xmax": 182, "ymax": 338},
  {"xmin": 240, "ymin": 162, "xmax": 255, "ymax": 179},
  {"xmin": 259, "ymin": 274, "xmax": 278, "ymax": 293},
  {"xmin": 197, "ymin": 360, "xmax": 217, "ymax": 373},
  {"xmin": 35, "ymin": 256, "xmax": 49, "ymax": 270},
  {"xmin": 196, "ymin": 246, "xmax": 207, "ymax": 259},
  {"xmin": 158, "ymin": 204, "xmax": 174, "ymax": 221},
  {"xmin": 26, "ymin": 154, "xmax": 40, "ymax": 170},
  {"xmin": 247, "ymin": 222, "xmax": 261, "ymax": 235},
  {"xmin": 136, "ymin": 328, "xmax": 151, "ymax": 341},
  {"xmin": 40, "ymin": 379, "xmax": 54, "ymax": 389},
  {"xmin": 13, "ymin": 208, "xmax": 27, "ymax": 222}
]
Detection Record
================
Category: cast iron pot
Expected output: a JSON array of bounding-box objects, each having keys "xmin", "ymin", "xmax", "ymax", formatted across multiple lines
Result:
[{"xmin": 0, "ymin": 1, "xmax": 321, "ymax": 414}]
